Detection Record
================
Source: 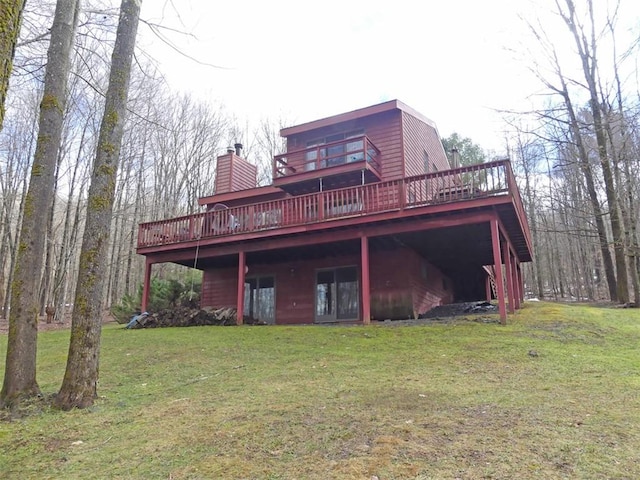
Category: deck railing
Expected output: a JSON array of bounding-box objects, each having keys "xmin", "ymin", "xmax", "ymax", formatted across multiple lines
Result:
[
  {"xmin": 138, "ymin": 160, "xmax": 522, "ymax": 248},
  {"xmin": 273, "ymin": 135, "xmax": 382, "ymax": 179}
]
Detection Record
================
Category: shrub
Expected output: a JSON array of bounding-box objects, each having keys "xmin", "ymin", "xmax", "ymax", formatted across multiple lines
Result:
[{"xmin": 111, "ymin": 273, "xmax": 202, "ymax": 324}]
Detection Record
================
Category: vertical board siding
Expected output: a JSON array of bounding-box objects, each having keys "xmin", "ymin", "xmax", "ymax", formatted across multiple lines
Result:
[{"xmin": 402, "ymin": 111, "xmax": 450, "ymax": 176}]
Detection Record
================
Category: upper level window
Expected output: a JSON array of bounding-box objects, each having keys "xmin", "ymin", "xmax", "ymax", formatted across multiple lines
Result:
[{"xmin": 305, "ymin": 130, "xmax": 364, "ymax": 171}]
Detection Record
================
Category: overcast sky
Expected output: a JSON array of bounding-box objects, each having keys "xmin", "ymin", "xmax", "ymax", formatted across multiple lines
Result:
[{"xmin": 137, "ymin": 0, "xmax": 640, "ymax": 154}]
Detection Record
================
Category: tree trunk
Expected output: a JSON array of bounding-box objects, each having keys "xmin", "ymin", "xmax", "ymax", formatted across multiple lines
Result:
[
  {"xmin": 560, "ymin": 0, "xmax": 628, "ymax": 302},
  {"xmin": 558, "ymin": 82, "xmax": 617, "ymax": 300},
  {"xmin": 55, "ymin": 0, "xmax": 141, "ymax": 411},
  {"xmin": 1, "ymin": 0, "xmax": 80, "ymax": 407},
  {"xmin": 0, "ymin": 0, "xmax": 26, "ymax": 130}
]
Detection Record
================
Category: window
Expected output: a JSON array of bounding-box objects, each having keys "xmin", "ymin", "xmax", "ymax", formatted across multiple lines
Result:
[
  {"xmin": 305, "ymin": 139, "xmax": 322, "ymax": 171},
  {"xmin": 315, "ymin": 266, "xmax": 359, "ymax": 322},
  {"xmin": 324, "ymin": 133, "xmax": 346, "ymax": 167},
  {"xmin": 423, "ymin": 150, "xmax": 430, "ymax": 173},
  {"xmin": 345, "ymin": 133, "xmax": 364, "ymax": 163},
  {"xmin": 306, "ymin": 130, "xmax": 365, "ymax": 170}
]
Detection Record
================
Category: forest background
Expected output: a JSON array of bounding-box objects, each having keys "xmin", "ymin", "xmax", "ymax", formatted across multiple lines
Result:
[{"xmin": 1, "ymin": 0, "xmax": 640, "ymax": 331}]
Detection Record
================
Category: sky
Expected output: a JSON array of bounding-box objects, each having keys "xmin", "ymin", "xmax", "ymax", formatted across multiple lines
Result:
[{"xmin": 137, "ymin": 0, "xmax": 640, "ymax": 154}]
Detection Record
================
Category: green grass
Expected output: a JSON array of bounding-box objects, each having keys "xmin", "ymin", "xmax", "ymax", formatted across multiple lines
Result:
[{"xmin": 1, "ymin": 301, "xmax": 639, "ymax": 479}]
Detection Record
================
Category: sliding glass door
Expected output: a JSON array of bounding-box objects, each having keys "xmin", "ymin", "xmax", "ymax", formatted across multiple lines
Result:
[
  {"xmin": 315, "ymin": 266, "xmax": 359, "ymax": 322},
  {"xmin": 244, "ymin": 276, "xmax": 275, "ymax": 324}
]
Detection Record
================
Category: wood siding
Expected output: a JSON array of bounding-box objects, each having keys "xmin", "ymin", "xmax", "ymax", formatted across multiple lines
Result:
[
  {"xmin": 369, "ymin": 247, "xmax": 452, "ymax": 319},
  {"xmin": 202, "ymin": 268, "xmax": 236, "ymax": 307},
  {"xmin": 284, "ymin": 110, "xmax": 404, "ymax": 182},
  {"xmin": 402, "ymin": 111, "xmax": 450, "ymax": 176},
  {"xmin": 201, "ymin": 246, "xmax": 452, "ymax": 324},
  {"xmin": 214, "ymin": 153, "xmax": 257, "ymax": 195},
  {"xmin": 409, "ymin": 253, "xmax": 454, "ymax": 315}
]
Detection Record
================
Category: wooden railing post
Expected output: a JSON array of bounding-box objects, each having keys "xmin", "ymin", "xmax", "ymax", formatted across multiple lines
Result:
[
  {"xmin": 236, "ymin": 251, "xmax": 246, "ymax": 325},
  {"xmin": 318, "ymin": 190, "xmax": 325, "ymax": 221},
  {"xmin": 247, "ymin": 205, "xmax": 255, "ymax": 230}
]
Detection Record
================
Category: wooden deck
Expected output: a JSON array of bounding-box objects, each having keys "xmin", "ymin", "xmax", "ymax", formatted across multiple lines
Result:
[{"xmin": 137, "ymin": 160, "xmax": 532, "ymax": 261}]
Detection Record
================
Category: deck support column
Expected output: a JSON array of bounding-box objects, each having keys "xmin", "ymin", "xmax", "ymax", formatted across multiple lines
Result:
[
  {"xmin": 503, "ymin": 239, "xmax": 515, "ymax": 314},
  {"xmin": 141, "ymin": 258, "xmax": 152, "ymax": 312},
  {"xmin": 236, "ymin": 251, "xmax": 246, "ymax": 325},
  {"xmin": 512, "ymin": 256, "xmax": 521, "ymax": 310},
  {"xmin": 517, "ymin": 263, "xmax": 524, "ymax": 303},
  {"xmin": 485, "ymin": 273, "xmax": 492, "ymax": 301},
  {"xmin": 361, "ymin": 235, "xmax": 371, "ymax": 325},
  {"xmin": 490, "ymin": 218, "xmax": 507, "ymax": 324}
]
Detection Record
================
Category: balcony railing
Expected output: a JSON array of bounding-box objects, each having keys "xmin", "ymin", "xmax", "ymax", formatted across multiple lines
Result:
[
  {"xmin": 138, "ymin": 160, "xmax": 526, "ymax": 249},
  {"xmin": 273, "ymin": 135, "xmax": 382, "ymax": 179}
]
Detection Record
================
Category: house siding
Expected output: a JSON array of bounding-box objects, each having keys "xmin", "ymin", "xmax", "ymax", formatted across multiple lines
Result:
[
  {"xmin": 369, "ymin": 247, "xmax": 452, "ymax": 319},
  {"xmin": 214, "ymin": 153, "xmax": 257, "ymax": 195},
  {"xmin": 409, "ymin": 254, "xmax": 454, "ymax": 316},
  {"xmin": 201, "ymin": 246, "xmax": 451, "ymax": 323},
  {"xmin": 402, "ymin": 111, "xmax": 450, "ymax": 176},
  {"xmin": 285, "ymin": 110, "xmax": 404, "ymax": 182}
]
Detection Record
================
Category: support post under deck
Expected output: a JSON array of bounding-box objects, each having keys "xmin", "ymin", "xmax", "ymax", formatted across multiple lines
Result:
[
  {"xmin": 141, "ymin": 258, "xmax": 152, "ymax": 312},
  {"xmin": 486, "ymin": 274, "xmax": 492, "ymax": 302},
  {"xmin": 503, "ymin": 239, "xmax": 515, "ymax": 314},
  {"xmin": 490, "ymin": 218, "xmax": 507, "ymax": 324},
  {"xmin": 361, "ymin": 235, "xmax": 371, "ymax": 325},
  {"xmin": 236, "ymin": 251, "xmax": 246, "ymax": 325},
  {"xmin": 512, "ymin": 256, "xmax": 521, "ymax": 310}
]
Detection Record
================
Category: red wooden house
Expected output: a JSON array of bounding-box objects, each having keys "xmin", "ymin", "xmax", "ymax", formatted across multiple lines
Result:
[{"xmin": 136, "ymin": 100, "xmax": 532, "ymax": 324}]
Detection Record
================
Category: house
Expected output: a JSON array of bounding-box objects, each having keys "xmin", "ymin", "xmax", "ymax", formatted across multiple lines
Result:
[{"xmin": 136, "ymin": 100, "xmax": 533, "ymax": 325}]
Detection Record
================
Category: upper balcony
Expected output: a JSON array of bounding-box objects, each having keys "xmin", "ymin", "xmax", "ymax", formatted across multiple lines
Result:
[
  {"xmin": 138, "ymin": 160, "xmax": 533, "ymax": 263},
  {"xmin": 272, "ymin": 135, "xmax": 382, "ymax": 195}
]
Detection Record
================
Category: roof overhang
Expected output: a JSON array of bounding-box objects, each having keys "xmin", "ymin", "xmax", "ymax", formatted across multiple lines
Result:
[{"xmin": 280, "ymin": 99, "xmax": 438, "ymax": 137}]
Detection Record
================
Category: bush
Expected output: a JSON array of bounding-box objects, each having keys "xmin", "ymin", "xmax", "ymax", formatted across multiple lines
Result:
[{"xmin": 111, "ymin": 273, "xmax": 202, "ymax": 324}]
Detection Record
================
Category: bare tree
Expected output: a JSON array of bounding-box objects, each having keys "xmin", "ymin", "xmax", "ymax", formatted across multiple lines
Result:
[
  {"xmin": 55, "ymin": 0, "xmax": 141, "ymax": 410},
  {"xmin": 556, "ymin": 0, "xmax": 629, "ymax": 303},
  {"xmin": 251, "ymin": 116, "xmax": 289, "ymax": 186},
  {"xmin": 1, "ymin": 0, "xmax": 80, "ymax": 407},
  {"xmin": 0, "ymin": 90, "xmax": 39, "ymax": 315}
]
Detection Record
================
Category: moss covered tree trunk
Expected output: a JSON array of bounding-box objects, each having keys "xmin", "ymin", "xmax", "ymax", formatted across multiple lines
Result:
[
  {"xmin": 55, "ymin": 0, "xmax": 141, "ymax": 411},
  {"xmin": 1, "ymin": 0, "xmax": 80, "ymax": 408},
  {"xmin": 0, "ymin": 0, "xmax": 26, "ymax": 130}
]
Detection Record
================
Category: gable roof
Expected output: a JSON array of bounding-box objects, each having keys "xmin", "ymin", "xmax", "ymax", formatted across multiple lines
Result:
[{"xmin": 280, "ymin": 99, "xmax": 438, "ymax": 137}]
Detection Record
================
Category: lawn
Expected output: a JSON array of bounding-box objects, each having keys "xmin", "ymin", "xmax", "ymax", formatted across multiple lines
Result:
[{"xmin": 1, "ymin": 301, "xmax": 639, "ymax": 479}]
